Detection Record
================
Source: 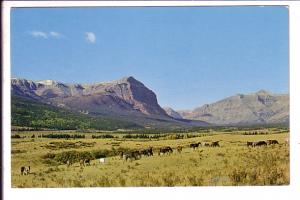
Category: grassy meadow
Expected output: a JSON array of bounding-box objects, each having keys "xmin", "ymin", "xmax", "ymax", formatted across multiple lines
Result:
[{"xmin": 11, "ymin": 128, "xmax": 289, "ymax": 187}]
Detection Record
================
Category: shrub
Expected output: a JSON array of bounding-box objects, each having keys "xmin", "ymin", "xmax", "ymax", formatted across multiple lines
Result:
[
  {"xmin": 11, "ymin": 134, "xmax": 21, "ymax": 139},
  {"xmin": 41, "ymin": 133, "xmax": 85, "ymax": 139},
  {"xmin": 42, "ymin": 153, "xmax": 56, "ymax": 159},
  {"xmin": 54, "ymin": 151, "xmax": 79, "ymax": 164},
  {"xmin": 92, "ymin": 134, "xmax": 114, "ymax": 139}
]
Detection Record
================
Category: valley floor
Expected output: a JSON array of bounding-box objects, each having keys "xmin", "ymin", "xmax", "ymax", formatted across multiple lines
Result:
[{"xmin": 11, "ymin": 129, "xmax": 289, "ymax": 187}]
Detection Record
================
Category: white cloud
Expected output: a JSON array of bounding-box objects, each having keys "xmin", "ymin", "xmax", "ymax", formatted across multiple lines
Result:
[
  {"xmin": 28, "ymin": 31, "xmax": 64, "ymax": 39},
  {"xmin": 29, "ymin": 31, "xmax": 48, "ymax": 39},
  {"xmin": 85, "ymin": 32, "xmax": 96, "ymax": 43},
  {"xmin": 49, "ymin": 31, "xmax": 62, "ymax": 38}
]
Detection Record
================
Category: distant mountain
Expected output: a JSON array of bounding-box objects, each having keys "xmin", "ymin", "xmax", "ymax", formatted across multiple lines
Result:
[
  {"xmin": 179, "ymin": 90, "xmax": 289, "ymax": 125},
  {"xmin": 12, "ymin": 77, "xmax": 287, "ymax": 127},
  {"xmin": 163, "ymin": 107, "xmax": 183, "ymax": 119},
  {"xmin": 11, "ymin": 77, "xmax": 209, "ymax": 129}
]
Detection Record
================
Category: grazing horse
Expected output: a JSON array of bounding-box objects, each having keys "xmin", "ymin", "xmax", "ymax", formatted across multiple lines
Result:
[
  {"xmin": 247, "ymin": 142, "xmax": 254, "ymax": 147},
  {"xmin": 124, "ymin": 153, "xmax": 133, "ymax": 162},
  {"xmin": 124, "ymin": 151, "xmax": 141, "ymax": 162},
  {"xmin": 267, "ymin": 140, "xmax": 279, "ymax": 145},
  {"xmin": 84, "ymin": 159, "xmax": 91, "ymax": 166},
  {"xmin": 177, "ymin": 146, "xmax": 183, "ymax": 153},
  {"xmin": 253, "ymin": 141, "xmax": 267, "ymax": 147},
  {"xmin": 159, "ymin": 146, "xmax": 173, "ymax": 155},
  {"xmin": 210, "ymin": 141, "xmax": 220, "ymax": 147},
  {"xmin": 20, "ymin": 166, "xmax": 30, "ymax": 175},
  {"xmin": 190, "ymin": 142, "xmax": 201, "ymax": 150},
  {"xmin": 132, "ymin": 150, "xmax": 142, "ymax": 159},
  {"xmin": 204, "ymin": 143, "xmax": 210, "ymax": 147},
  {"xmin": 99, "ymin": 158, "xmax": 106, "ymax": 164},
  {"xmin": 80, "ymin": 159, "xmax": 91, "ymax": 166},
  {"xmin": 140, "ymin": 147, "xmax": 153, "ymax": 157},
  {"xmin": 147, "ymin": 147, "xmax": 154, "ymax": 156}
]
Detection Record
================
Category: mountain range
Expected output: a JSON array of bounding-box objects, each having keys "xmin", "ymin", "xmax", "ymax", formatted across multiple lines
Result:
[
  {"xmin": 177, "ymin": 90, "xmax": 289, "ymax": 125},
  {"xmin": 11, "ymin": 77, "xmax": 208, "ymax": 129},
  {"xmin": 11, "ymin": 77, "xmax": 289, "ymax": 129}
]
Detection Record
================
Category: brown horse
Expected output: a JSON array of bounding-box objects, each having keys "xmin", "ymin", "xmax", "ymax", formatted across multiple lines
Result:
[
  {"xmin": 159, "ymin": 146, "xmax": 173, "ymax": 155},
  {"xmin": 267, "ymin": 140, "xmax": 279, "ymax": 145},
  {"xmin": 177, "ymin": 146, "xmax": 183, "ymax": 153},
  {"xmin": 190, "ymin": 142, "xmax": 201, "ymax": 150},
  {"xmin": 210, "ymin": 141, "xmax": 220, "ymax": 147}
]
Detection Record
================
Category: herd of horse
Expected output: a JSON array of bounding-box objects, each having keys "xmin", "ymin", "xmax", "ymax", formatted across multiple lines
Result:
[
  {"xmin": 246, "ymin": 139, "xmax": 279, "ymax": 147},
  {"xmin": 116, "ymin": 140, "xmax": 280, "ymax": 162},
  {"xmin": 20, "ymin": 139, "xmax": 282, "ymax": 175},
  {"xmin": 118, "ymin": 140, "xmax": 220, "ymax": 162}
]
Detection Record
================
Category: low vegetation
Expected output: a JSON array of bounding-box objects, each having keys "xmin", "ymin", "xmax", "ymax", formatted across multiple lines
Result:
[{"xmin": 11, "ymin": 128, "xmax": 289, "ymax": 187}]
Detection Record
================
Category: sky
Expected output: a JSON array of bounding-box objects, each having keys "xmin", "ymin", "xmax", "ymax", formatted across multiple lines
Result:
[{"xmin": 11, "ymin": 6, "xmax": 289, "ymax": 110}]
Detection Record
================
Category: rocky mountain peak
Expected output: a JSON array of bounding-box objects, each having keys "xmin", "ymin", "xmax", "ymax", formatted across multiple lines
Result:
[
  {"xmin": 255, "ymin": 89, "xmax": 271, "ymax": 95},
  {"xmin": 115, "ymin": 76, "xmax": 144, "ymax": 86},
  {"xmin": 120, "ymin": 76, "xmax": 136, "ymax": 82},
  {"xmin": 36, "ymin": 79, "xmax": 58, "ymax": 86},
  {"xmin": 11, "ymin": 76, "xmax": 168, "ymax": 117}
]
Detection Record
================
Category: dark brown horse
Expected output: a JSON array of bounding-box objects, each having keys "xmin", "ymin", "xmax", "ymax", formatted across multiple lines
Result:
[
  {"xmin": 247, "ymin": 142, "xmax": 253, "ymax": 147},
  {"xmin": 267, "ymin": 140, "xmax": 279, "ymax": 145},
  {"xmin": 190, "ymin": 142, "xmax": 201, "ymax": 150},
  {"xmin": 159, "ymin": 146, "xmax": 173, "ymax": 155},
  {"xmin": 253, "ymin": 141, "xmax": 267, "ymax": 147},
  {"xmin": 210, "ymin": 141, "xmax": 220, "ymax": 147}
]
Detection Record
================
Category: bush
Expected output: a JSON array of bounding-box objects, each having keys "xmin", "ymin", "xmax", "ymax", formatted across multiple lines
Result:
[
  {"xmin": 92, "ymin": 134, "xmax": 114, "ymax": 139},
  {"xmin": 54, "ymin": 151, "xmax": 79, "ymax": 164},
  {"xmin": 43, "ymin": 149, "xmax": 117, "ymax": 165},
  {"xmin": 41, "ymin": 134, "xmax": 85, "ymax": 139},
  {"xmin": 11, "ymin": 134, "xmax": 21, "ymax": 139}
]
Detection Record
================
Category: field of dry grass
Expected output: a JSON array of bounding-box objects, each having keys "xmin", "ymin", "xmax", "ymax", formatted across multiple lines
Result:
[{"xmin": 11, "ymin": 129, "xmax": 289, "ymax": 187}]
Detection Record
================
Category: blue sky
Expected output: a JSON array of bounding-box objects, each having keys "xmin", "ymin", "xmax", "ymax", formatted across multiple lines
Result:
[{"xmin": 11, "ymin": 6, "xmax": 288, "ymax": 110}]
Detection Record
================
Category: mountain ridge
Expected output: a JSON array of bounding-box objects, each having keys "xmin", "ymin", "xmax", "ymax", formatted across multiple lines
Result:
[
  {"xmin": 11, "ymin": 77, "xmax": 289, "ymax": 127},
  {"xmin": 11, "ymin": 77, "xmax": 209, "ymax": 129},
  {"xmin": 178, "ymin": 90, "xmax": 289, "ymax": 125},
  {"xmin": 11, "ymin": 76, "xmax": 168, "ymax": 117}
]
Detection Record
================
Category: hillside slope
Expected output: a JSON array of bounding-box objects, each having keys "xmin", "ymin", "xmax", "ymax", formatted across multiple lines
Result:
[
  {"xmin": 179, "ymin": 90, "xmax": 289, "ymax": 125},
  {"xmin": 11, "ymin": 95, "xmax": 141, "ymax": 130}
]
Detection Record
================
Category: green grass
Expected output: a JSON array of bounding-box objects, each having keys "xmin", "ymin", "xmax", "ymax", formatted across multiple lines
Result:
[{"xmin": 11, "ymin": 130, "xmax": 289, "ymax": 187}]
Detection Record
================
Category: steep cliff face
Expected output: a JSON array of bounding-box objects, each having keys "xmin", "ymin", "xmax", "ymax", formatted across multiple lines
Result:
[
  {"xmin": 11, "ymin": 76, "xmax": 168, "ymax": 117},
  {"xmin": 179, "ymin": 90, "xmax": 289, "ymax": 125}
]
